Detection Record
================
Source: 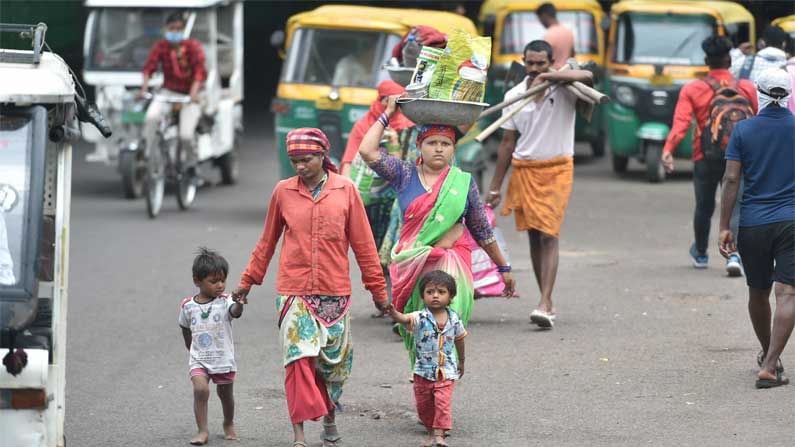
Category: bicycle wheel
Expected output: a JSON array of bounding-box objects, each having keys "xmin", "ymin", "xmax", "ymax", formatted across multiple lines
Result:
[
  {"xmin": 144, "ymin": 140, "xmax": 166, "ymax": 218},
  {"xmin": 176, "ymin": 142, "xmax": 197, "ymax": 210}
]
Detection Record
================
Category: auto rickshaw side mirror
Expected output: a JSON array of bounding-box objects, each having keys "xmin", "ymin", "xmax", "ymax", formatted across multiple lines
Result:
[
  {"xmin": 270, "ymin": 30, "xmax": 285, "ymax": 49},
  {"xmin": 600, "ymin": 16, "xmax": 611, "ymax": 32}
]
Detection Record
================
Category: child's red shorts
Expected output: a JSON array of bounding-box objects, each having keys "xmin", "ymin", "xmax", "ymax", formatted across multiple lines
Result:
[
  {"xmin": 413, "ymin": 374, "xmax": 455, "ymax": 430},
  {"xmin": 190, "ymin": 367, "xmax": 236, "ymax": 385}
]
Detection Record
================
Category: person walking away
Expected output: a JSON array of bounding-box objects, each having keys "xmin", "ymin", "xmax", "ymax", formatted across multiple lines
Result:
[
  {"xmin": 178, "ymin": 248, "xmax": 244, "ymax": 445},
  {"xmin": 661, "ymin": 36, "xmax": 758, "ymax": 275},
  {"xmin": 232, "ymin": 128, "xmax": 388, "ymax": 447},
  {"xmin": 140, "ymin": 12, "xmax": 207, "ymax": 169},
  {"xmin": 386, "ymin": 270, "xmax": 467, "ymax": 447},
  {"xmin": 718, "ymin": 68, "xmax": 795, "ymax": 389},
  {"xmin": 536, "ymin": 3, "xmax": 575, "ymax": 70},
  {"xmin": 731, "ymin": 25, "xmax": 789, "ymax": 83},
  {"xmin": 486, "ymin": 40, "xmax": 593, "ymax": 328}
]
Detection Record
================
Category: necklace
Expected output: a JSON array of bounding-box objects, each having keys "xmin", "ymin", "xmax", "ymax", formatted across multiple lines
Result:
[
  {"xmin": 419, "ymin": 165, "xmax": 433, "ymax": 192},
  {"xmin": 198, "ymin": 300, "xmax": 213, "ymax": 319}
]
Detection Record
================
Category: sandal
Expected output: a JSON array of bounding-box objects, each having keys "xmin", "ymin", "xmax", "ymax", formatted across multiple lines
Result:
[
  {"xmin": 322, "ymin": 422, "xmax": 342, "ymax": 443},
  {"xmin": 755, "ymin": 370, "xmax": 790, "ymax": 389},
  {"xmin": 756, "ymin": 350, "xmax": 784, "ymax": 373},
  {"xmin": 530, "ymin": 309, "xmax": 554, "ymax": 328},
  {"xmin": 292, "ymin": 443, "xmax": 307, "ymax": 447}
]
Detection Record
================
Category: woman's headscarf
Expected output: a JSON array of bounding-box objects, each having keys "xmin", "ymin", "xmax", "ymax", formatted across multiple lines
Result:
[
  {"xmin": 416, "ymin": 124, "xmax": 457, "ymax": 146},
  {"xmin": 286, "ymin": 128, "xmax": 338, "ymax": 173},
  {"xmin": 341, "ymin": 80, "xmax": 414, "ymax": 166}
]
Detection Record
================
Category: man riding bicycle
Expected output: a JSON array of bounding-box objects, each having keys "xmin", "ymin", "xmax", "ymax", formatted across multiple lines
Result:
[{"xmin": 140, "ymin": 12, "xmax": 207, "ymax": 167}]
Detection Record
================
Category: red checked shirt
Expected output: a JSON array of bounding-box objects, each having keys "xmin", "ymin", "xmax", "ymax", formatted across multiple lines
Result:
[
  {"xmin": 142, "ymin": 39, "xmax": 207, "ymax": 94},
  {"xmin": 663, "ymin": 69, "xmax": 758, "ymax": 161},
  {"xmin": 239, "ymin": 173, "xmax": 388, "ymax": 303}
]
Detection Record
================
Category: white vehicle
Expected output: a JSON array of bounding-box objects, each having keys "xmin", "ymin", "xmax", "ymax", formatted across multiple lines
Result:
[
  {"xmin": 0, "ymin": 23, "xmax": 110, "ymax": 447},
  {"xmin": 82, "ymin": 0, "xmax": 244, "ymax": 198}
]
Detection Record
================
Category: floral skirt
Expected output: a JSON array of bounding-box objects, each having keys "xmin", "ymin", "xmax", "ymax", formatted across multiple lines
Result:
[{"xmin": 277, "ymin": 295, "xmax": 352, "ymax": 403}]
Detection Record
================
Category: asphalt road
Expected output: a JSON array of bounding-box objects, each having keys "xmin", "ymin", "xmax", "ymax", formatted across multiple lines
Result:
[{"xmin": 64, "ymin": 124, "xmax": 793, "ymax": 447}]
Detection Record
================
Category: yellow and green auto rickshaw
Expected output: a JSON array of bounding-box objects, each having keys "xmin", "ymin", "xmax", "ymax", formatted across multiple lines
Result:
[
  {"xmin": 478, "ymin": 0, "xmax": 608, "ymax": 157},
  {"xmin": 772, "ymin": 15, "xmax": 795, "ymax": 43},
  {"xmin": 270, "ymin": 5, "xmax": 482, "ymax": 179},
  {"xmin": 606, "ymin": 0, "xmax": 754, "ymax": 182}
]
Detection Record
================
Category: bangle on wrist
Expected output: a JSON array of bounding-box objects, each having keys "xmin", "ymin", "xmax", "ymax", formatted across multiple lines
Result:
[
  {"xmin": 497, "ymin": 265, "xmax": 512, "ymax": 273},
  {"xmin": 488, "ymin": 190, "xmax": 500, "ymax": 195}
]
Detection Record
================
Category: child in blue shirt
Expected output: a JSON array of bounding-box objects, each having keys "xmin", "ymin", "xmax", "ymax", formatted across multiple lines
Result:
[{"xmin": 387, "ymin": 270, "xmax": 467, "ymax": 447}]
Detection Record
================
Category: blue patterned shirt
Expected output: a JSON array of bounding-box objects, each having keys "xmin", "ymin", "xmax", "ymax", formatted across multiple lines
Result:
[{"xmin": 407, "ymin": 308, "xmax": 468, "ymax": 381}]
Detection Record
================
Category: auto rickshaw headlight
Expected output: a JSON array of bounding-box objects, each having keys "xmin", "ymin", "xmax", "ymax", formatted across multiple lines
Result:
[{"xmin": 614, "ymin": 85, "xmax": 637, "ymax": 107}]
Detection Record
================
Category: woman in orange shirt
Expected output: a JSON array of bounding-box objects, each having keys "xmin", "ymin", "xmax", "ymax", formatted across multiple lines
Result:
[{"xmin": 233, "ymin": 128, "xmax": 387, "ymax": 447}]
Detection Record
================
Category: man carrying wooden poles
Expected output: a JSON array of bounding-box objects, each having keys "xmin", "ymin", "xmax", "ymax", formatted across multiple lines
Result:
[{"xmin": 485, "ymin": 40, "xmax": 595, "ymax": 328}]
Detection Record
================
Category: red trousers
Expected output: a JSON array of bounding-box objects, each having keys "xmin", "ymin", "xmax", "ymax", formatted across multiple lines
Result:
[
  {"xmin": 285, "ymin": 357, "xmax": 334, "ymax": 424},
  {"xmin": 413, "ymin": 375, "xmax": 455, "ymax": 430}
]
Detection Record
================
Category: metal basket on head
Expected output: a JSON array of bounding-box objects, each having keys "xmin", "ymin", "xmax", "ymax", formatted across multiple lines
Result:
[
  {"xmin": 385, "ymin": 66, "xmax": 415, "ymax": 87},
  {"xmin": 397, "ymin": 97, "xmax": 488, "ymax": 126}
]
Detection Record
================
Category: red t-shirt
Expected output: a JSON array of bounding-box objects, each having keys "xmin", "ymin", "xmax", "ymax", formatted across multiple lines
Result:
[
  {"xmin": 663, "ymin": 69, "xmax": 758, "ymax": 160},
  {"xmin": 142, "ymin": 39, "xmax": 207, "ymax": 94}
]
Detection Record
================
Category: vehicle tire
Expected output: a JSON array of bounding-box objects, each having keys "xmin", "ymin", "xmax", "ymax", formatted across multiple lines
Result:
[
  {"xmin": 217, "ymin": 136, "xmax": 239, "ymax": 185},
  {"xmin": 176, "ymin": 170, "xmax": 197, "ymax": 210},
  {"xmin": 145, "ymin": 142, "xmax": 165, "ymax": 219},
  {"xmin": 645, "ymin": 143, "xmax": 666, "ymax": 183},
  {"xmin": 612, "ymin": 154, "xmax": 629, "ymax": 174},
  {"xmin": 119, "ymin": 150, "xmax": 144, "ymax": 199},
  {"xmin": 590, "ymin": 133, "xmax": 606, "ymax": 158}
]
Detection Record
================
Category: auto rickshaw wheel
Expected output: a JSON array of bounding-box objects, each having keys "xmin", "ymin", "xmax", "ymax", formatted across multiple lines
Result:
[
  {"xmin": 119, "ymin": 149, "xmax": 145, "ymax": 199},
  {"xmin": 612, "ymin": 154, "xmax": 629, "ymax": 174},
  {"xmin": 590, "ymin": 133, "xmax": 606, "ymax": 158},
  {"xmin": 217, "ymin": 135, "xmax": 240, "ymax": 185},
  {"xmin": 645, "ymin": 143, "xmax": 666, "ymax": 183}
]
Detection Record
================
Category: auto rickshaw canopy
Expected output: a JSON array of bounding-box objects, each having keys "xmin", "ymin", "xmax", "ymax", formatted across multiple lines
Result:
[
  {"xmin": 284, "ymin": 5, "xmax": 477, "ymax": 50},
  {"xmin": 84, "ymin": 0, "xmax": 234, "ymax": 7},
  {"xmin": 477, "ymin": 0, "xmax": 605, "ymax": 66},
  {"xmin": 610, "ymin": 0, "xmax": 754, "ymax": 28},
  {"xmin": 772, "ymin": 15, "xmax": 795, "ymax": 34}
]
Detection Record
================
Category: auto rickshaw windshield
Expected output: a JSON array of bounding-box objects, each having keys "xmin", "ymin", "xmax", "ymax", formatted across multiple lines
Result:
[
  {"xmin": 86, "ymin": 8, "xmax": 172, "ymax": 71},
  {"xmin": 281, "ymin": 27, "xmax": 401, "ymax": 87},
  {"xmin": 501, "ymin": 10, "xmax": 599, "ymax": 55},
  {"xmin": 613, "ymin": 12, "xmax": 716, "ymax": 66},
  {"xmin": 0, "ymin": 114, "xmax": 35, "ymax": 288}
]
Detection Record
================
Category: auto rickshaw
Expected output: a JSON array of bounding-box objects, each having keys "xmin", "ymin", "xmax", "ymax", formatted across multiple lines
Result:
[
  {"xmin": 271, "ymin": 5, "xmax": 486, "ymax": 180},
  {"xmin": 0, "ymin": 23, "xmax": 110, "ymax": 447},
  {"xmin": 606, "ymin": 0, "xmax": 754, "ymax": 182},
  {"xmin": 478, "ymin": 0, "xmax": 608, "ymax": 157},
  {"xmin": 81, "ymin": 0, "xmax": 244, "ymax": 198},
  {"xmin": 772, "ymin": 15, "xmax": 795, "ymax": 43}
]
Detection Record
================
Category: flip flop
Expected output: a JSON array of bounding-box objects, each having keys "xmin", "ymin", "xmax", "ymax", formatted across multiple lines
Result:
[
  {"xmin": 322, "ymin": 422, "xmax": 342, "ymax": 443},
  {"xmin": 756, "ymin": 350, "xmax": 784, "ymax": 373},
  {"xmin": 292, "ymin": 442, "xmax": 307, "ymax": 447},
  {"xmin": 755, "ymin": 370, "xmax": 790, "ymax": 389},
  {"xmin": 530, "ymin": 309, "xmax": 554, "ymax": 328}
]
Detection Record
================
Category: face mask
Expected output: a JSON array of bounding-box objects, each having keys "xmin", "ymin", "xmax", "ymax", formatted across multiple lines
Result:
[
  {"xmin": 757, "ymin": 88, "xmax": 791, "ymax": 110},
  {"xmin": 164, "ymin": 31, "xmax": 184, "ymax": 44}
]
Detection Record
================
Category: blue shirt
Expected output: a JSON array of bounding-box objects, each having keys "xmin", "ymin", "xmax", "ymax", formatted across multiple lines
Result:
[
  {"xmin": 407, "ymin": 308, "xmax": 467, "ymax": 381},
  {"xmin": 725, "ymin": 106, "xmax": 795, "ymax": 227}
]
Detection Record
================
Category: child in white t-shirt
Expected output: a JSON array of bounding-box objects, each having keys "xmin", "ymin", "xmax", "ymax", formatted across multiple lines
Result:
[{"xmin": 178, "ymin": 247, "xmax": 244, "ymax": 445}]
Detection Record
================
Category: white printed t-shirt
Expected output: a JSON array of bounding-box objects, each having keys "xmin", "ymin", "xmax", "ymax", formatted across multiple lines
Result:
[
  {"xmin": 500, "ymin": 77, "xmax": 578, "ymax": 161},
  {"xmin": 178, "ymin": 294, "xmax": 238, "ymax": 374}
]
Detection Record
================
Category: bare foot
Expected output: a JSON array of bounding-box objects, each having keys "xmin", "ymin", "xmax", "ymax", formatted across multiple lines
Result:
[
  {"xmin": 419, "ymin": 436, "xmax": 435, "ymax": 447},
  {"xmin": 223, "ymin": 422, "xmax": 238, "ymax": 440},
  {"xmin": 190, "ymin": 431, "xmax": 209, "ymax": 445}
]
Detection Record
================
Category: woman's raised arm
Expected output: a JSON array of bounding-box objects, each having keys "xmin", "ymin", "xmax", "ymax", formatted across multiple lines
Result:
[{"xmin": 358, "ymin": 95, "xmax": 400, "ymax": 164}]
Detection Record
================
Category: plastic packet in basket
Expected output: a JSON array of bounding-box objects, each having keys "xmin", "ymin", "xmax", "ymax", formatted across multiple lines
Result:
[
  {"xmin": 428, "ymin": 29, "xmax": 491, "ymax": 102},
  {"xmin": 410, "ymin": 46, "xmax": 445, "ymax": 87}
]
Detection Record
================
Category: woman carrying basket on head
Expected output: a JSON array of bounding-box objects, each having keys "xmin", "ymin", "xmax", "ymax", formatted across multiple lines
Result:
[
  {"xmin": 357, "ymin": 97, "xmax": 516, "ymax": 369},
  {"xmin": 233, "ymin": 128, "xmax": 388, "ymax": 447}
]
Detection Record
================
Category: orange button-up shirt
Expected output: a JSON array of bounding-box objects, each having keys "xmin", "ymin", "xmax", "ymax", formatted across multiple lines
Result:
[{"xmin": 239, "ymin": 173, "xmax": 387, "ymax": 303}]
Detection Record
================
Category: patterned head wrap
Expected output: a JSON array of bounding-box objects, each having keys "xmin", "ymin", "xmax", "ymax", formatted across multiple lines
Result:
[
  {"xmin": 286, "ymin": 128, "xmax": 338, "ymax": 173},
  {"xmin": 416, "ymin": 124, "xmax": 457, "ymax": 146}
]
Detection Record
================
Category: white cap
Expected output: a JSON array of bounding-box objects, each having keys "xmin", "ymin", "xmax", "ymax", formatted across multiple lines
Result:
[{"xmin": 756, "ymin": 67, "xmax": 792, "ymax": 95}]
